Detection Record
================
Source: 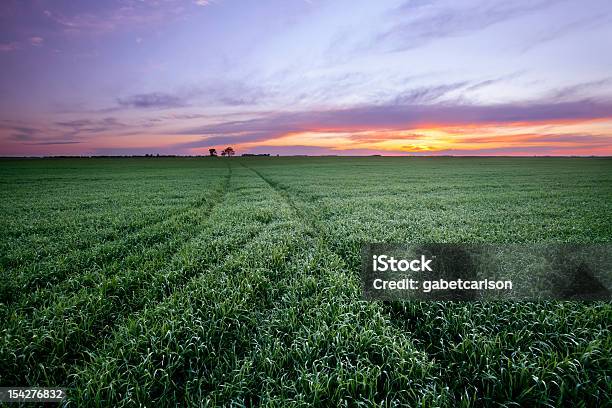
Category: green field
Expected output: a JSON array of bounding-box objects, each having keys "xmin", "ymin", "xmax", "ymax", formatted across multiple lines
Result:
[{"xmin": 1, "ymin": 157, "xmax": 611, "ymax": 407}]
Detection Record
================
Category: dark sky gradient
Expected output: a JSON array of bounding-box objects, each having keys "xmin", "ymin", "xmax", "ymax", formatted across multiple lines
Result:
[{"xmin": 1, "ymin": 0, "xmax": 611, "ymax": 156}]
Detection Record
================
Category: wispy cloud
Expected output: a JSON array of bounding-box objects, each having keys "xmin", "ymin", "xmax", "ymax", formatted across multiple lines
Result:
[
  {"xmin": 117, "ymin": 93, "xmax": 187, "ymax": 109},
  {"xmin": 42, "ymin": 2, "xmax": 188, "ymax": 36},
  {"xmin": 458, "ymin": 133, "xmax": 610, "ymax": 145},
  {"xmin": 376, "ymin": 0, "xmax": 560, "ymax": 51},
  {"xmin": 54, "ymin": 117, "xmax": 127, "ymax": 134},
  {"xmin": 405, "ymin": 144, "xmax": 611, "ymax": 156},
  {"xmin": 547, "ymin": 78, "xmax": 612, "ymax": 102},
  {"xmin": 0, "ymin": 38, "xmax": 44, "ymax": 52},
  {"xmin": 0, "ymin": 117, "xmax": 128, "ymax": 146},
  {"xmin": 29, "ymin": 36, "xmax": 44, "ymax": 47},
  {"xmin": 201, "ymin": 81, "xmax": 269, "ymax": 106},
  {"xmin": 392, "ymin": 82, "xmax": 470, "ymax": 104},
  {"xmin": 28, "ymin": 140, "xmax": 81, "ymax": 145},
  {"xmin": 519, "ymin": 13, "xmax": 612, "ymax": 53},
  {"xmin": 2, "ymin": 125, "xmax": 41, "ymax": 141},
  {"xmin": 111, "ymin": 81, "xmax": 269, "ymax": 111},
  {"xmin": 0, "ymin": 42, "xmax": 20, "ymax": 52},
  {"xmin": 91, "ymin": 146, "xmax": 180, "ymax": 156}
]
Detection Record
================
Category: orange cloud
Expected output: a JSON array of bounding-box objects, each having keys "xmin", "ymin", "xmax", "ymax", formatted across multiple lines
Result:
[{"xmin": 236, "ymin": 118, "xmax": 612, "ymax": 155}]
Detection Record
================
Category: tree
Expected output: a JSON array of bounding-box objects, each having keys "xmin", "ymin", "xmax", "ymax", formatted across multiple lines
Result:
[
  {"xmin": 209, "ymin": 148, "xmax": 217, "ymax": 157},
  {"xmin": 222, "ymin": 147, "xmax": 235, "ymax": 157}
]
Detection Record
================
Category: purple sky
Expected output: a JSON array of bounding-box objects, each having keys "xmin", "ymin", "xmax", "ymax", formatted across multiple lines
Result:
[{"xmin": 1, "ymin": 0, "xmax": 611, "ymax": 156}]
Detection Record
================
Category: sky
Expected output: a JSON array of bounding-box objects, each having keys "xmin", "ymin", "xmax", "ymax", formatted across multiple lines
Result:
[{"xmin": 1, "ymin": 0, "xmax": 611, "ymax": 156}]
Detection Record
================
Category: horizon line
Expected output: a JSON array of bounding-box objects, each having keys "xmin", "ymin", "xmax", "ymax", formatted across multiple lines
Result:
[{"xmin": 1, "ymin": 155, "xmax": 611, "ymax": 159}]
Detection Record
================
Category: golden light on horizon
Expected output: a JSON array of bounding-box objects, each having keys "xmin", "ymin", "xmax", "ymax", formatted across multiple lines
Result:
[{"xmin": 233, "ymin": 119, "xmax": 612, "ymax": 154}]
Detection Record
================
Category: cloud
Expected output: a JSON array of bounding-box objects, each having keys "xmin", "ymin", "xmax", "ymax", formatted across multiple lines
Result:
[
  {"xmin": 117, "ymin": 93, "xmax": 187, "ymax": 109},
  {"xmin": 54, "ymin": 117, "xmax": 127, "ymax": 133},
  {"xmin": 0, "ymin": 37, "xmax": 46, "ymax": 52},
  {"xmin": 175, "ymin": 131, "xmax": 273, "ymax": 148},
  {"xmin": 547, "ymin": 78, "xmax": 612, "ymax": 102},
  {"xmin": 406, "ymin": 144, "xmax": 611, "ymax": 156},
  {"xmin": 401, "ymin": 145, "xmax": 433, "ymax": 152},
  {"xmin": 459, "ymin": 133, "xmax": 610, "ymax": 145},
  {"xmin": 377, "ymin": 0, "xmax": 559, "ymax": 51},
  {"xmin": 0, "ymin": 42, "xmax": 19, "ymax": 52},
  {"xmin": 392, "ymin": 82, "xmax": 470, "ymax": 104},
  {"xmin": 0, "ymin": 117, "xmax": 128, "ymax": 146},
  {"xmin": 92, "ymin": 146, "xmax": 181, "ymax": 156},
  {"xmin": 201, "ymin": 82, "xmax": 269, "ymax": 106},
  {"xmin": 36, "ymin": 0, "xmax": 213, "ymax": 38},
  {"xmin": 4, "ymin": 126, "xmax": 40, "ymax": 141},
  {"xmin": 29, "ymin": 36, "xmax": 44, "ymax": 46},
  {"xmin": 527, "ymin": 134, "xmax": 609, "ymax": 144},
  {"xmin": 462, "ymin": 71, "xmax": 526, "ymax": 93},
  {"xmin": 176, "ymin": 99, "xmax": 612, "ymax": 137},
  {"xmin": 241, "ymin": 145, "xmax": 390, "ymax": 156},
  {"xmin": 28, "ymin": 141, "xmax": 81, "ymax": 145},
  {"xmin": 113, "ymin": 81, "xmax": 269, "ymax": 111},
  {"xmin": 348, "ymin": 132, "xmax": 429, "ymax": 143},
  {"xmin": 42, "ymin": 3, "xmax": 187, "ymax": 35},
  {"xmin": 519, "ymin": 13, "xmax": 612, "ymax": 53}
]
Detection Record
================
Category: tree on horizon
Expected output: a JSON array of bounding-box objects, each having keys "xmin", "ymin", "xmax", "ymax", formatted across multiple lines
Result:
[{"xmin": 222, "ymin": 147, "xmax": 235, "ymax": 157}]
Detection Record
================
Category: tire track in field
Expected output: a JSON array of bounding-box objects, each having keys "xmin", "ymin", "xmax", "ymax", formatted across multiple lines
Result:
[
  {"xmin": 234, "ymin": 167, "xmax": 397, "ymax": 298},
  {"xmin": 240, "ymin": 163, "xmax": 442, "ymax": 349},
  {"xmin": 2, "ymin": 170, "xmax": 230, "ymax": 309},
  {"xmin": 238, "ymin": 164, "xmax": 358, "ymax": 267},
  {"xmin": 240, "ymin": 164, "xmax": 318, "ymax": 232},
  {"xmin": 243, "ymin": 170, "xmax": 458, "ymax": 357},
  {"xmin": 1, "ymin": 164, "xmax": 257, "ymax": 385},
  {"xmin": 240, "ymin": 164, "xmax": 355, "ymax": 266},
  {"xmin": 183, "ymin": 163, "xmax": 439, "ymax": 405}
]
